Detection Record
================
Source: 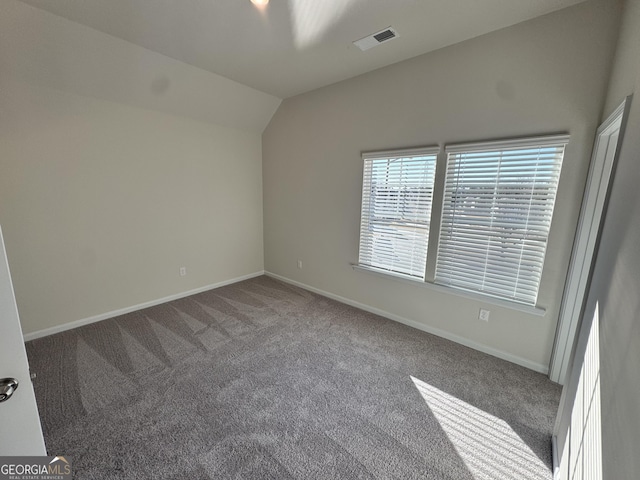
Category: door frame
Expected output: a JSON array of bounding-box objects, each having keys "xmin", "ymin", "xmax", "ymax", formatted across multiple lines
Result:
[{"xmin": 548, "ymin": 96, "xmax": 632, "ymax": 385}]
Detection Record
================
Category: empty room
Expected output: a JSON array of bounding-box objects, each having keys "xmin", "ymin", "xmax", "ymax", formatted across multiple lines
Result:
[{"xmin": 1, "ymin": 0, "xmax": 638, "ymax": 478}]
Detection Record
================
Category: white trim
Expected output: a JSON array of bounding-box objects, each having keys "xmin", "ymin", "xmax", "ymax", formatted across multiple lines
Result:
[
  {"xmin": 353, "ymin": 264, "xmax": 546, "ymax": 316},
  {"xmin": 552, "ymin": 434, "xmax": 560, "ymax": 479},
  {"xmin": 598, "ymin": 98, "xmax": 630, "ymax": 133},
  {"xmin": 445, "ymin": 134, "xmax": 570, "ymax": 154},
  {"xmin": 361, "ymin": 146, "xmax": 440, "ymax": 160},
  {"xmin": 265, "ymin": 271, "xmax": 549, "ymax": 374},
  {"xmin": 353, "ymin": 264, "xmax": 425, "ymax": 284},
  {"xmin": 549, "ymin": 96, "xmax": 631, "ymax": 384},
  {"xmin": 23, "ymin": 271, "xmax": 265, "ymax": 341}
]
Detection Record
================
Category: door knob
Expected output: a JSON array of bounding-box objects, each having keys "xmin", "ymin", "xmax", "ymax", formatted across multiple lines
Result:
[{"xmin": 0, "ymin": 378, "xmax": 18, "ymax": 403}]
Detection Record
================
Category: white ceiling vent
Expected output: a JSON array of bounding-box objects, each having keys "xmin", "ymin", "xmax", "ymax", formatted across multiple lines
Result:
[{"xmin": 353, "ymin": 27, "xmax": 399, "ymax": 51}]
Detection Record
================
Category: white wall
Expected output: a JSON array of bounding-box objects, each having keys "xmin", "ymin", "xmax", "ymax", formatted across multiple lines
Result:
[
  {"xmin": 576, "ymin": 0, "xmax": 640, "ymax": 476},
  {"xmin": 0, "ymin": 0, "xmax": 279, "ymax": 335},
  {"xmin": 263, "ymin": 0, "xmax": 620, "ymax": 371}
]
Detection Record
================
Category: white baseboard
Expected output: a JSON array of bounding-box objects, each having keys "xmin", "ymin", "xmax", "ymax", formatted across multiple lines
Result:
[
  {"xmin": 265, "ymin": 271, "xmax": 549, "ymax": 375},
  {"xmin": 26, "ymin": 269, "xmax": 549, "ymax": 374},
  {"xmin": 23, "ymin": 271, "xmax": 265, "ymax": 341},
  {"xmin": 551, "ymin": 435, "xmax": 560, "ymax": 479}
]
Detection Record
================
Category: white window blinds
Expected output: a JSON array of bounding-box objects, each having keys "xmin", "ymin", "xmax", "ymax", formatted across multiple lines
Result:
[
  {"xmin": 358, "ymin": 148, "xmax": 438, "ymax": 280},
  {"xmin": 435, "ymin": 136, "xmax": 568, "ymax": 305}
]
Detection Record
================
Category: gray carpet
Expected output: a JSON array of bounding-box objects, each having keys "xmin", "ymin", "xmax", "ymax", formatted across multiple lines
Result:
[{"xmin": 26, "ymin": 275, "xmax": 561, "ymax": 479}]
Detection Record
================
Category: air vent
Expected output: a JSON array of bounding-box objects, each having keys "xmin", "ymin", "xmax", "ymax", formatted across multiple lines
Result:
[
  {"xmin": 353, "ymin": 27, "xmax": 399, "ymax": 51},
  {"xmin": 374, "ymin": 29, "xmax": 396, "ymax": 43}
]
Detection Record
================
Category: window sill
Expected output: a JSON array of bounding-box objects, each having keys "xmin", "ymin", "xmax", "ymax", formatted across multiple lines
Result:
[{"xmin": 351, "ymin": 264, "xmax": 546, "ymax": 317}]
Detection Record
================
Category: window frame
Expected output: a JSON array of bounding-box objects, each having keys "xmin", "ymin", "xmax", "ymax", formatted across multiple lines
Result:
[
  {"xmin": 355, "ymin": 134, "xmax": 569, "ymax": 313},
  {"xmin": 357, "ymin": 147, "xmax": 439, "ymax": 281},
  {"xmin": 435, "ymin": 135, "xmax": 568, "ymax": 306}
]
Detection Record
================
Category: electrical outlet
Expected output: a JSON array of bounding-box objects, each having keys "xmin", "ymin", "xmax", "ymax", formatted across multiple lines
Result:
[
  {"xmin": 180, "ymin": 267, "xmax": 187, "ymax": 276},
  {"xmin": 479, "ymin": 309, "xmax": 490, "ymax": 322},
  {"xmin": 297, "ymin": 259, "xmax": 303, "ymax": 269}
]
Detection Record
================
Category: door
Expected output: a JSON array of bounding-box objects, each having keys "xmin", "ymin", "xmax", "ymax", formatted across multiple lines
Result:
[{"xmin": 0, "ymin": 225, "xmax": 46, "ymax": 455}]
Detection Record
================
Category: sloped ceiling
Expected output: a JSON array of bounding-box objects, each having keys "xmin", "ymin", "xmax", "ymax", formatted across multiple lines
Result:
[
  {"xmin": 2, "ymin": 0, "xmax": 281, "ymax": 133},
  {"xmin": 16, "ymin": 0, "xmax": 588, "ymax": 99}
]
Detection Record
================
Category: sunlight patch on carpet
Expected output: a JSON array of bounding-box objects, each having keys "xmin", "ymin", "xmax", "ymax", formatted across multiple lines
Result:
[{"xmin": 411, "ymin": 376, "xmax": 550, "ymax": 480}]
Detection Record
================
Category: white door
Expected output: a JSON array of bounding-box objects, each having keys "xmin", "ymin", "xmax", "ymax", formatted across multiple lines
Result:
[{"xmin": 0, "ymin": 225, "xmax": 46, "ymax": 455}]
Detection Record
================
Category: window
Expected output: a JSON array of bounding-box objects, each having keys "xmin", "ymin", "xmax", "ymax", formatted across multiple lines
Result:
[
  {"xmin": 358, "ymin": 148, "xmax": 438, "ymax": 280},
  {"xmin": 434, "ymin": 136, "xmax": 568, "ymax": 305},
  {"xmin": 356, "ymin": 135, "xmax": 568, "ymax": 309}
]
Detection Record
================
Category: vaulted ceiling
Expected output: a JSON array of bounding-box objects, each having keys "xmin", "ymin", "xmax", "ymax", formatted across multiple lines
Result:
[{"xmin": 16, "ymin": 0, "xmax": 587, "ymax": 99}]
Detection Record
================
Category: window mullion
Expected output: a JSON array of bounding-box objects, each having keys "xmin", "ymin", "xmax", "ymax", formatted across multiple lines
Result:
[{"xmin": 424, "ymin": 149, "xmax": 446, "ymax": 283}]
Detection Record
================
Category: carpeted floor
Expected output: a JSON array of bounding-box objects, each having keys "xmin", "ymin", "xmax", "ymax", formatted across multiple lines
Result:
[{"xmin": 26, "ymin": 275, "xmax": 561, "ymax": 479}]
